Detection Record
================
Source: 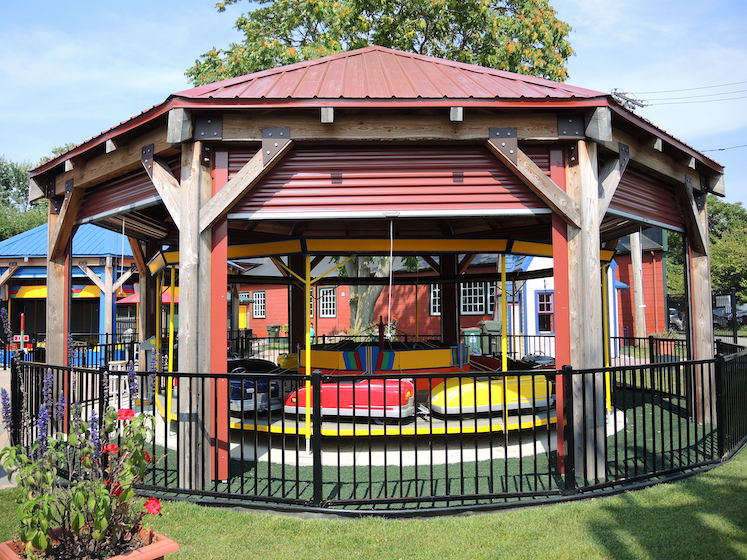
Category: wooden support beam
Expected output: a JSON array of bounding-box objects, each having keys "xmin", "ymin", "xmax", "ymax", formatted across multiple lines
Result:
[
  {"xmin": 458, "ymin": 254, "xmax": 476, "ymax": 275},
  {"xmin": 440, "ymin": 254, "xmax": 459, "ymax": 345},
  {"xmin": 52, "ymin": 125, "xmax": 172, "ymax": 195},
  {"xmin": 28, "ymin": 178, "xmax": 45, "ymax": 203},
  {"xmin": 486, "ymin": 140, "xmax": 582, "ymax": 228},
  {"xmin": 597, "ymin": 143, "xmax": 629, "ymax": 221},
  {"xmin": 77, "ymin": 263, "xmax": 106, "ymax": 291},
  {"xmin": 0, "ymin": 265, "xmax": 18, "ymax": 288},
  {"xmin": 422, "ymin": 256, "xmax": 440, "ymax": 274},
  {"xmin": 49, "ymin": 187, "xmax": 84, "ymax": 260},
  {"xmin": 128, "ymin": 237, "xmax": 147, "ymax": 273},
  {"xmin": 585, "ymin": 107, "xmax": 612, "ymax": 142},
  {"xmin": 47, "ymin": 205, "xmax": 71, "ymax": 366},
  {"xmin": 222, "ymin": 111, "xmax": 573, "ymax": 143},
  {"xmin": 141, "ymin": 151, "xmax": 182, "ymax": 230},
  {"xmin": 270, "ymin": 256, "xmax": 291, "ymax": 277},
  {"xmin": 167, "ymin": 108, "xmax": 193, "ymax": 143},
  {"xmin": 679, "ymin": 177, "xmax": 709, "ymax": 255},
  {"xmin": 113, "ymin": 268, "xmax": 135, "ymax": 293},
  {"xmin": 320, "ymin": 107, "xmax": 334, "ymax": 124},
  {"xmin": 310, "ymin": 255, "xmax": 324, "ymax": 270},
  {"xmin": 199, "ymin": 139, "xmax": 293, "ymax": 232}
]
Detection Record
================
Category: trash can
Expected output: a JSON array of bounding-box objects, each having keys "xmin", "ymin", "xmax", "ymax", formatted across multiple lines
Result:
[
  {"xmin": 479, "ymin": 320, "xmax": 502, "ymax": 355},
  {"xmin": 462, "ymin": 328, "xmax": 482, "ymax": 356},
  {"xmin": 267, "ymin": 324, "xmax": 281, "ymax": 338}
]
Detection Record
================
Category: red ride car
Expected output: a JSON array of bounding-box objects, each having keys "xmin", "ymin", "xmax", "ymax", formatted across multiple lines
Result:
[{"xmin": 284, "ymin": 377, "xmax": 415, "ymax": 419}]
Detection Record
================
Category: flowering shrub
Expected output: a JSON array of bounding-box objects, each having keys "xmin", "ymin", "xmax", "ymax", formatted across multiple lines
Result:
[{"xmin": 0, "ymin": 370, "xmax": 162, "ymax": 559}]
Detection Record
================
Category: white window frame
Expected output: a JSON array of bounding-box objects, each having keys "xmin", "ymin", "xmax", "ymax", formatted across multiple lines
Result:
[
  {"xmin": 487, "ymin": 283, "xmax": 497, "ymax": 315},
  {"xmin": 536, "ymin": 291, "xmax": 554, "ymax": 333},
  {"xmin": 460, "ymin": 281, "xmax": 486, "ymax": 315},
  {"xmin": 252, "ymin": 290, "xmax": 266, "ymax": 319},
  {"xmin": 318, "ymin": 287, "xmax": 337, "ymax": 318},
  {"xmin": 429, "ymin": 284, "xmax": 441, "ymax": 316}
]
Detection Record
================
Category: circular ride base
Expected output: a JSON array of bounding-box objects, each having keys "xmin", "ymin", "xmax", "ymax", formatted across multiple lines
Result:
[{"xmin": 151, "ymin": 408, "xmax": 625, "ymax": 467}]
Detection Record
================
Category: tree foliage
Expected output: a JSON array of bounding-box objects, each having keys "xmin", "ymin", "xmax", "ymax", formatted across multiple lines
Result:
[
  {"xmin": 187, "ymin": 0, "xmax": 574, "ymax": 85},
  {"xmin": 0, "ymin": 157, "xmax": 47, "ymax": 241}
]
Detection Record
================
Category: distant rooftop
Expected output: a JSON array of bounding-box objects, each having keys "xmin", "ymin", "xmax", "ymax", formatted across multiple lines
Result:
[{"xmin": 0, "ymin": 224, "xmax": 134, "ymax": 259}]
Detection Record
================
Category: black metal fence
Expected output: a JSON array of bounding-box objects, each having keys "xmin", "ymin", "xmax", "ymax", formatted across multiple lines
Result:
[
  {"xmin": 609, "ymin": 335, "xmax": 689, "ymax": 367},
  {"xmin": 10, "ymin": 345, "xmax": 746, "ymax": 514}
]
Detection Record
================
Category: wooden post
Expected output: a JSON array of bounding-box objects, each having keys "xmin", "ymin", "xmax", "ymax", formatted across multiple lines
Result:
[
  {"xmin": 630, "ymin": 230, "xmax": 647, "ymax": 337},
  {"xmin": 440, "ymin": 254, "xmax": 459, "ymax": 345},
  {"xmin": 687, "ymin": 192, "xmax": 714, "ymax": 421},
  {"xmin": 566, "ymin": 140, "xmax": 605, "ymax": 481},
  {"xmin": 46, "ymin": 211, "xmax": 71, "ymax": 367},
  {"xmin": 177, "ymin": 141, "xmax": 213, "ymax": 489}
]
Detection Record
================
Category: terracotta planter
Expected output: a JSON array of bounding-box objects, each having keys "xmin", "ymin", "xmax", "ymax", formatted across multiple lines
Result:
[{"xmin": 0, "ymin": 530, "xmax": 179, "ymax": 560}]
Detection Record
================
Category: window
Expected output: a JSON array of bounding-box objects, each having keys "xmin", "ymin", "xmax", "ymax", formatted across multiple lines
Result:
[
  {"xmin": 536, "ymin": 292, "xmax": 554, "ymax": 333},
  {"xmin": 252, "ymin": 291, "xmax": 266, "ymax": 319},
  {"xmin": 309, "ymin": 292, "xmax": 314, "ymax": 317},
  {"xmin": 487, "ymin": 283, "xmax": 496, "ymax": 315},
  {"xmin": 429, "ymin": 284, "xmax": 441, "ymax": 316},
  {"xmin": 319, "ymin": 287, "xmax": 336, "ymax": 318},
  {"xmin": 460, "ymin": 282, "xmax": 486, "ymax": 315}
]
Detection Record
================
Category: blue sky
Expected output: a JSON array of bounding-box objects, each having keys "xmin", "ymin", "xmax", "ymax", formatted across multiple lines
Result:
[{"xmin": 1, "ymin": 0, "xmax": 745, "ymax": 205}]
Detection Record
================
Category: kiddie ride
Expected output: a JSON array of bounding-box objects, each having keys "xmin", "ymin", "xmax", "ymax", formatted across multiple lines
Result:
[{"xmin": 227, "ymin": 339, "xmax": 557, "ymax": 422}]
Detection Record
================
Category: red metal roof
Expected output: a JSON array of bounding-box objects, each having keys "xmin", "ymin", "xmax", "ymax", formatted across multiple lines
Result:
[{"xmin": 174, "ymin": 46, "xmax": 606, "ymax": 102}]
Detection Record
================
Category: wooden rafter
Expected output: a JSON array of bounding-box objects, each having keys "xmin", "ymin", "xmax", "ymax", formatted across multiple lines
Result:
[
  {"xmin": 458, "ymin": 254, "xmax": 476, "ymax": 275},
  {"xmin": 142, "ymin": 156, "xmax": 182, "ymax": 230},
  {"xmin": 77, "ymin": 263, "xmax": 106, "ymax": 291},
  {"xmin": 49, "ymin": 188, "xmax": 85, "ymax": 260},
  {"xmin": 113, "ymin": 268, "xmax": 135, "ymax": 292},
  {"xmin": 680, "ymin": 178, "xmax": 709, "ymax": 255},
  {"xmin": 199, "ymin": 139, "xmax": 294, "ymax": 232},
  {"xmin": 597, "ymin": 144, "xmax": 630, "ymax": 222},
  {"xmin": 486, "ymin": 140, "xmax": 581, "ymax": 228},
  {"xmin": 270, "ymin": 256, "xmax": 290, "ymax": 277},
  {"xmin": 422, "ymin": 256, "xmax": 440, "ymax": 274},
  {"xmin": 128, "ymin": 237, "xmax": 147, "ymax": 273},
  {"xmin": 0, "ymin": 264, "xmax": 18, "ymax": 288}
]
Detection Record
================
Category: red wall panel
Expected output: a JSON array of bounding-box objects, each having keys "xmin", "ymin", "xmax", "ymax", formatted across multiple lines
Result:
[
  {"xmin": 616, "ymin": 252, "xmax": 666, "ymax": 336},
  {"xmin": 229, "ymin": 146, "xmax": 550, "ymax": 217},
  {"xmin": 608, "ymin": 169, "xmax": 682, "ymax": 229}
]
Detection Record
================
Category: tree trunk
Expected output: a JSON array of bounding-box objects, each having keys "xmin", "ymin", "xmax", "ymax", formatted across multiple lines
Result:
[{"xmin": 345, "ymin": 257, "xmax": 391, "ymax": 333}]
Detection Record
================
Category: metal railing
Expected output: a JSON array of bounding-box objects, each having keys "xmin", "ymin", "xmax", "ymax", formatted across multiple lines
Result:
[{"xmin": 11, "ymin": 344, "xmax": 745, "ymax": 514}]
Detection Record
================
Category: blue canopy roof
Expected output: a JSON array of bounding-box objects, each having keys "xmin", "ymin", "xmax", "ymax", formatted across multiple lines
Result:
[{"xmin": 0, "ymin": 224, "xmax": 133, "ymax": 259}]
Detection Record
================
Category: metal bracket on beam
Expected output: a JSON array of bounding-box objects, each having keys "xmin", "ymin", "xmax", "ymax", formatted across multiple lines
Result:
[
  {"xmin": 65, "ymin": 179, "xmax": 74, "ymax": 194},
  {"xmin": 201, "ymin": 144, "xmax": 213, "ymax": 167},
  {"xmin": 558, "ymin": 115, "xmax": 584, "ymax": 137},
  {"xmin": 141, "ymin": 144, "xmax": 154, "ymax": 175},
  {"xmin": 261, "ymin": 127, "xmax": 291, "ymax": 165},
  {"xmin": 49, "ymin": 196, "xmax": 64, "ymax": 215},
  {"xmin": 194, "ymin": 115, "xmax": 223, "ymax": 140},
  {"xmin": 488, "ymin": 127, "xmax": 518, "ymax": 164},
  {"xmin": 618, "ymin": 142, "xmax": 630, "ymax": 173},
  {"xmin": 45, "ymin": 180, "xmax": 56, "ymax": 199}
]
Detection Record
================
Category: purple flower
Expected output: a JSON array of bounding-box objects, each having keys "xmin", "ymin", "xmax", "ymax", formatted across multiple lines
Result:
[
  {"xmin": 127, "ymin": 360, "xmax": 138, "ymax": 399},
  {"xmin": 42, "ymin": 369, "xmax": 54, "ymax": 407},
  {"xmin": 148, "ymin": 351, "xmax": 161, "ymax": 373},
  {"xmin": 89, "ymin": 409, "xmax": 100, "ymax": 456},
  {"xmin": 54, "ymin": 391, "xmax": 66, "ymax": 422},
  {"xmin": 36, "ymin": 404, "xmax": 50, "ymax": 454},
  {"xmin": 0, "ymin": 388, "xmax": 11, "ymax": 431}
]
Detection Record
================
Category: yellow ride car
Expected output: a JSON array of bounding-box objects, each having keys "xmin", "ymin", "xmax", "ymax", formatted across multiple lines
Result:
[{"xmin": 430, "ymin": 374, "xmax": 555, "ymax": 415}]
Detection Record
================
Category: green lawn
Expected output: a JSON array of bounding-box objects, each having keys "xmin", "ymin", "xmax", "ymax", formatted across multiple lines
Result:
[{"xmin": 0, "ymin": 447, "xmax": 744, "ymax": 559}]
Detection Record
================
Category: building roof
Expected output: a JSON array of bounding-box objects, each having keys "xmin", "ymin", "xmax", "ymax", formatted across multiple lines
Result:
[
  {"xmin": 0, "ymin": 224, "xmax": 134, "ymax": 259},
  {"xmin": 174, "ymin": 46, "xmax": 606, "ymax": 103},
  {"xmin": 30, "ymin": 46, "xmax": 723, "ymax": 179}
]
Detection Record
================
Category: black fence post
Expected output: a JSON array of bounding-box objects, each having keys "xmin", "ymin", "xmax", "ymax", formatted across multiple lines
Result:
[
  {"xmin": 562, "ymin": 365, "xmax": 576, "ymax": 494},
  {"xmin": 98, "ymin": 366, "xmax": 108, "ymax": 419},
  {"xmin": 311, "ymin": 369, "xmax": 323, "ymax": 506},
  {"xmin": 9, "ymin": 357, "xmax": 21, "ymax": 446},
  {"xmin": 714, "ymin": 353, "xmax": 727, "ymax": 459},
  {"xmin": 648, "ymin": 335, "xmax": 656, "ymax": 364}
]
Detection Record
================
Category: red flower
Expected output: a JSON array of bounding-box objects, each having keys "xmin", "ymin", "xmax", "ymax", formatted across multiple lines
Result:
[
  {"xmin": 143, "ymin": 497, "xmax": 161, "ymax": 515},
  {"xmin": 144, "ymin": 450, "xmax": 151, "ymax": 463},
  {"xmin": 103, "ymin": 443, "xmax": 119, "ymax": 454},
  {"xmin": 117, "ymin": 408, "xmax": 135, "ymax": 421},
  {"xmin": 111, "ymin": 482, "xmax": 123, "ymax": 497}
]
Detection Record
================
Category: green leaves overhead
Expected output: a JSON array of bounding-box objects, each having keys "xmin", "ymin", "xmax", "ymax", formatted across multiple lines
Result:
[{"xmin": 187, "ymin": 0, "xmax": 574, "ymax": 85}]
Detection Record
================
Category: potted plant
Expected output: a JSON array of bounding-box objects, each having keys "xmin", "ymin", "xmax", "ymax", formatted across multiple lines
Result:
[{"xmin": 0, "ymin": 368, "xmax": 178, "ymax": 559}]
